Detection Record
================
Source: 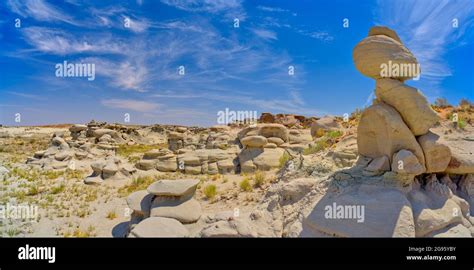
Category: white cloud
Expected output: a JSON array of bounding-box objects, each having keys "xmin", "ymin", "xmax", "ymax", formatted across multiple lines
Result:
[
  {"xmin": 101, "ymin": 99, "xmax": 160, "ymax": 112},
  {"xmin": 375, "ymin": 0, "xmax": 474, "ymax": 90},
  {"xmin": 160, "ymin": 0, "xmax": 245, "ymax": 19},
  {"xmin": 161, "ymin": 0, "xmax": 241, "ymax": 12},
  {"xmin": 88, "ymin": 57, "xmax": 149, "ymax": 92},
  {"xmin": 21, "ymin": 27, "xmax": 127, "ymax": 55},
  {"xmin": 257, "ymin": 6, "xmax": 290, "ymax": 13},
  {"xmin": 297, "ymin": 29, "xmax": 334, "ymax": 42},
  {"xmin": 251, "ymin": 28, "xmax": 278, "ymax": 40},
  {"xmin": 7, "ymin": 0, "xmax": 80, "ymax": 25}
]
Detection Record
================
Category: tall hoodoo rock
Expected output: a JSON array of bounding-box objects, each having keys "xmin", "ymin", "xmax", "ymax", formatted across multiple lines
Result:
[{"xmin": 353, "ymin": 26, "xmax": 443, "ymax": 176}]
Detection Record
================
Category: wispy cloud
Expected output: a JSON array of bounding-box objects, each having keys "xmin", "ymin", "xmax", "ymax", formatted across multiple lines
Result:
[
  {"xmin": 101, "ymin": 99, "xmax": 160, "ymax": 112},
  {"xmin": 7, "ymin": 0, "xmax": 80, "ymax": 26},
  {"xmin": 251, "ymin": 28, "xmax": 278, "ymax": 40},
  {"xmin": 375, "ymin": 0, "xmax": 474, "ymax": 95},
  {"xmin": 296, "ymin": 29, "xmax": 334, "ymax": 42},
  {"xmin": 21, "ymin": 27, "xmax": 127, "ymax": 55},
  {"xmin": 160, "ymin": 0, "xmax": 245, "ymax": 18},
  {"xmin": 7, "ymin": 91, "xmax": 45, "ymax": 100},
  {"xmin": 257, "ymin": 5, "xmax": 297, "ymax": 16}
]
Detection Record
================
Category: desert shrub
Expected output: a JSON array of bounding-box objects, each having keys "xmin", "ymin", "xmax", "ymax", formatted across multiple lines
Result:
[
  {"xmin": 203, "ymin": 184, "xmax": 217, "ymax": 199},
  {"xmin": 239, "ymin": 178, "xmax": 252, "ymax": 192},
  {"xmin": 253, "ymin": 171, "xmax": 266, "ymax": 187},
  {"xmin": 326, "ymin": 130, "xmax": 343, "ymax": 139},
  {"xmin": 458, "ymin": 119, "xmax": 467, "ymax": 129},
  {"xmin": 303, "ymin": 139, "xmax": 329, "ymax": 155},
  {"xmin": 314, "ymin": 128, "xmax": 326, "ymax": 138},
  {"xmin": 118, "ymin": 175, "xmax": 155, "ymax": 196},
  {"xmin": 106, "ymin": 210, "xmax": 117, "ymax": 220},
  {"xmin": 27, "ymin": 185, "xmax": 39, "ymax": 196},
  {"xmin": 50, "ymin": 184, "xmax": 65, "ymax": 194},
  {"xmin": 278, "ymin": 152, "xmax": 291, "ymax": 168}
]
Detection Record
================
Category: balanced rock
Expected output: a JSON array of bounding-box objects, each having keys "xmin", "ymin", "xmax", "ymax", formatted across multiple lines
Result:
[
  {"xmin": 147, "ymin": 179, "xmax": 200, "ymax": 197},
  {"xmin": 150, "ymin": 197, "xmax": 202, "ymax": 223},
  {"xmin": 353, "ymin": 32, "xmax": 418, "ymax": 81},
  {"xmin": 357, "ymin": 103, "xmax": 425, "ymax": 167},
  {"xmin": 368, "ymin": 26, "xmax": 402, "ymax": 43},
  {"xmin": 126, "ymin": 190, "xmax": 153, "ymax": 217},
  {"xmin": 376, "ymin": 78, "xmax": 438, "ymax": 136},
  {"xmin": 69, "ymin": 124, "xmax": 87, "ymax": 133},
  {"xmin": 258, "ymin": 123, "xmax": 289, "ymax": 142},
  {"xmin": 240, "ymin": 135, "xmax": 267, "ymax": 148}
]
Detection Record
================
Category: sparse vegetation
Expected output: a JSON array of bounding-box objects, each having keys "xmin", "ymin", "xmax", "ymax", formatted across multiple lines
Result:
[
  {"xmin": 303, "ymin": 139, "xmax": 329, "ymax": 155},
  {"xmin": 253, "ymin": 171, "xmax": 266, "ymax": 187},
  {"xmin": 239, "ymin": 178, "xmax": 252, "ymax": 192},
  {"xmin": 50, "ymin": 184, "xmax": 65, "ymax": 194},
  {"xmin": 118, "ymin": 175, "xmax": 155, "ymax": 196},
  {"xmin": 279, "ymin": 152, "xmax": 291, "ymax": 168},
  {"xmin": 106, "ymin": 210, "xmax": 117, "ymax": 220},
  {"xmin": 304, "ymin": 130, "xmax": 342, "ymax": 155},
  {"xmin": 203, "ymin": 184, "xmax": 217, "ymax": 199}
]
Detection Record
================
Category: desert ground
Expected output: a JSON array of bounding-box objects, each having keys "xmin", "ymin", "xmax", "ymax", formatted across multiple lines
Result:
[{"xmin": 1, "ymin": 26, "xmax": 473, "ymax": 238}]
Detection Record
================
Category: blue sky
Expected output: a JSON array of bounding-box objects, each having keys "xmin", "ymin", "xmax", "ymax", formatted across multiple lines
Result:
[{"xmin": 1, "ymin": 0, "xmax": 473, "ymax": 126}]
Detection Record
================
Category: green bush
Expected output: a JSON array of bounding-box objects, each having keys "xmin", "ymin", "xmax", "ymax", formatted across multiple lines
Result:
[
  {"xmin": 253, "ymin": 171, "xmax": 266, "ymax": 187},
  {"xmin": 203, "ymin": 184, "xmax": 217, "ymax": 199},
  {"xmin": 239, "ymin": 178, "xmax": 252, "ymax": 192}
]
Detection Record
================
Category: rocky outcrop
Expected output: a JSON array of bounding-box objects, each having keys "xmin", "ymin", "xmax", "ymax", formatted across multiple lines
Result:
[
  {"xmin": 127, "ymin": 179, "xmax": 202, "ymax": 237},
  {"xmin": 259, "ymin": 113, "xmax": 315, "ymax": 128},
  {"xmin": 376, "ymin": 78, "xmax": 438, "ymax": 136},
  {"xmin": 357, "ymin": 103, "xmax": 425, "ymax": 168},
  {"xmin": 310, "ymin": 116, "xmax": 341, "ymax": 137}
]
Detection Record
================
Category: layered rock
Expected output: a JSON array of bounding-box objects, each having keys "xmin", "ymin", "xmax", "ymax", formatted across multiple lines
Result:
[
  {"xmin": 127, "ymin": 179, "xmax": 202, "ymax": 237},
  {"xmin": 353, "ymin": 28, "xmax": 418, "ymax": 81},
  {"xmin": 376, "ymin": 78, "xmax": 438, "ymax": 136},
  {"xmin": 357, "ymin": 103, "xmax": 425, "ymax": 168}
]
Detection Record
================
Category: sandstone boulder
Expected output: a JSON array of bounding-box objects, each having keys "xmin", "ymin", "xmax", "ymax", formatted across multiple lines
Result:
[
  {"xmin": 368, "ymin": 26, "xmax": 402, "ymax": 43},
  {"xmin": 126, "ymin": 190, "xmax": 153, "ymax": 216},
  {"xmin": 258, "ymin": 124, "xmax": 289, "ymax": 142},
  {"xmin": 147, "ymin": 179, "xmax": 200, "ymax": 197},
  {"xmin": 150, "ymin": 197, "xmax": 202, "ymax": 223},
  {"xmin": 391, "ymin": 149, "xmax": 425, "ymax": 175},
  {"xmin": 310, "ymin": 116, "xmax": 340, "ymax": 137},
  {"xmin": 353, "ymin": 34, "xmax": 418, "ymax": 81},
  {"xmin": 302, "ymin": 185, "xmax": 415, "ymax": 237},
  {"xmin": 129, "ymin": 217, "xmax": 189, "ymax": 237},
  {"xmin": 443, "ymin": 138, "xmax": 474, "ymax": 174},
  {"xmin": 376, "ymin": 78, "xmax": 439, "ymax": 136},
  {"xmin": 417, "ymin": 131, "xmax": 451, "ymax": 173},
  {"xmin": 357, "ymin": 103, "xmax": 425, "ymax": 167},
  {"xmin": 240, "ymin": 135, "xmax": 267, "ymax": 148}
]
